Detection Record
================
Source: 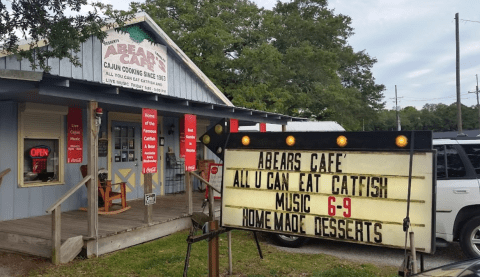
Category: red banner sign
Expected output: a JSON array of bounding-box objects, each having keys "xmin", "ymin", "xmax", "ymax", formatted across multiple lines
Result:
[
  {"xmin": 67, "ymin": 108, "xmax": 83, "ymax": 163},
  {"xmin": 142, "ymin": 108, "xmax": 158, "ymax": 174},
  {"xmin": 182, "ymin": 114, "xmax": 196, "ymax": 171}
]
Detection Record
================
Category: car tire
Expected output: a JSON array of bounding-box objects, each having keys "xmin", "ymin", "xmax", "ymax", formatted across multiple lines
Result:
[
  {"xmin": 459, "ymin": 216, "xmax": 480, "ymax": 258},
  {"xmin": 271, "ymin": 234, "xmax": 307, "ymax": 248}
]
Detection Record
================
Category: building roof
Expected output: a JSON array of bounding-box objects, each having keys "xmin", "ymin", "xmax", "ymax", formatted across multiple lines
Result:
[
  {"xmin": 433, "ymin": 130, "xmax": 480, "ymax": 139},
  {"xmin": 239, "ymin": 121, "xmax": 345, "ymax": 132}
]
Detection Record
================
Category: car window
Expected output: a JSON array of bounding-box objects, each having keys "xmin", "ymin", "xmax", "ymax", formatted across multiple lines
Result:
[
  {"xmin": 446, "ymin": 145, "xmax": 467, "ymax": 178},
  {"xmin": 460, "ymin": 144, "xmax": 480, "ymax": 174},
  {"xmin": 434, "ymin": 145, "xmax": 446, "ymax": 179}
]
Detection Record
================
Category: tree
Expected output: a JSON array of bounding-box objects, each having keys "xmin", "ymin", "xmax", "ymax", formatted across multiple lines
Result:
[
  {"xmin": 139, "ymin": 0, "xmax": 384, "ymax": 130},
  {"xmin": 371, "ymin": 102, "xmax": 480, "ymax": 132},
  {"xmin": 0, "ymin": 0, "xmax": 134, "ymax": 71}
]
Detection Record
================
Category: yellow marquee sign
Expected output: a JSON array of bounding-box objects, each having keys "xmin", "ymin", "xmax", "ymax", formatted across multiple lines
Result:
[
  {"xmin": 221, "ymin": 147, "xmax": 435, "ymax": 253},
  {"xmin": 200, "ymin": 123, "xmax": 435, "ymax": 253}
]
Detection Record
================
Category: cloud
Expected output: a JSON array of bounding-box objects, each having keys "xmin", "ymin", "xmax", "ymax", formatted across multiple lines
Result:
[{"xmin": 406, "ymin": 69, "xmax": 432, "ymax": 79}]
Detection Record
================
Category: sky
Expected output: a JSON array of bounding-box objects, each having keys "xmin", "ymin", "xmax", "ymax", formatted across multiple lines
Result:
[{"xmin": 95, "ymin": 0, "xmax": 480, "ymax": 110}]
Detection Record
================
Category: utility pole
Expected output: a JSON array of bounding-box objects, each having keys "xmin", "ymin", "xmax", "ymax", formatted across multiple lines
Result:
[
  {"xmin": 468, "ymin": 74, "xmax": 480, "ymax": 133},
  {"xmin": 456, "ymin": 13, "xmax": 465, "ymax": 136},
  {"xmin": 391, "ymin": 85, "xmax": 402, "ymax": 131},
  {"xmin": 395, "ymin": 85, "xmax": 401, "ymax": 131}
]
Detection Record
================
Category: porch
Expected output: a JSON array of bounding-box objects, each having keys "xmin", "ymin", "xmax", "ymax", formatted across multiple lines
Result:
[{"xmin": 0, "ymin": 191, "xmax": 218, "ymax": 260}]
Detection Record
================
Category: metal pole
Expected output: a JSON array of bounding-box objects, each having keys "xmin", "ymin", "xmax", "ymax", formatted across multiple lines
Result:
[
  {"xmin": 228, "ymin": 231, "xmax": 233, "ymax": 275},
  {"xmin": 403, "ymin": 132, "xmax": 415, "ymax": 275},
  {"xmin": 396, "ymin": 85, "xmax": 401, "ymax": 131},
  {"xmin": 456, "ymin": 13, "xmax": 464, "ymax": 136},
  {"xmin": 410, "ymin": 232, "xmax": 417, "ymax": 274},
  {"xmin": 476, "ymin": 75, "xmax": 480, "ymax": 133}
]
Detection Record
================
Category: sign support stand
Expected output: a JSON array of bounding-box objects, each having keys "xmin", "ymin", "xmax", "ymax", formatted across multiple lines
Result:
[
  {"xmin": 228, "ymin": 231, "xmax": 233, "ymax": 275},
  {"xmin": 253, "ymin": 232, "xmax": 263, "ymax": 259},
  {"xmin": 208, "ymin": 220, "xmax": 220, "ymax": 277},
  {"xmin": 401, "ymin": 131, "xmax": 417, "ymax": 276},
  {"xmin": 410, "ymin": 232, "xmax": 417, "ymax": 274}
]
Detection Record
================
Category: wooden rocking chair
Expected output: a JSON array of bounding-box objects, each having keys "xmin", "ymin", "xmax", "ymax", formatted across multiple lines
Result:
[{"xmin": 80, "ymin": 165, "xmax": 130, "ymax": 215}]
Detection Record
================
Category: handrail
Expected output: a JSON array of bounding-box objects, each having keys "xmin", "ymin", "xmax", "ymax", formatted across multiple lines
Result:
[
  {"xmin": 46, "ymin": 175, "xmax": 91, "ymax": 213},
  {"xmin": 0, "ymin": 168, "xmax": 11, "ymax": 187},
  {"xmin": 0, "ymin": 168, "xmax": 11, "ymax": 179},
  {"xmin": 189, "ymin": 171, "xmax": 220, "ymax": 193}
]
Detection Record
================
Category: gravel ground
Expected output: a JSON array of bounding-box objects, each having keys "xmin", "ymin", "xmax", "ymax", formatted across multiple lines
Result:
[
  {"xmin": 0, "ymin": 251, "xmax": 52, "ymax": 277},
  {"xmin": 269, "ymin": 236, "xmax": 466, "ymax": 271}
]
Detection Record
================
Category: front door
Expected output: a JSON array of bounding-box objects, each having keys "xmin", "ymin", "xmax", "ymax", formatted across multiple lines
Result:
[
  {"xmin": 112, "ymin": 122, "xmax": 142, "ymax": 200},
  {"xmin": 111, "ymin": 120, "xmax": 163, "ymax": 200}
]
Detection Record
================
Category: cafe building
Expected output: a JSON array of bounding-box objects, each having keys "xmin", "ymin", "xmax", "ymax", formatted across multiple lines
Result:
[{"xmin": 0, "ymin": 13, "xmax": 302, "ymax": 263}]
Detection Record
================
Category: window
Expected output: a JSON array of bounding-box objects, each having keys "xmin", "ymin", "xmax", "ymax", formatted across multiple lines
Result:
[
  {"xmin": 18, "ymin": 103, "xmax": 67, "ymax": 187},
  {"xmin": 446, "ymin": 145, "xmax": 467, "ymax": 178},
  {"xmin": 113, "ymin": 125, "xmax": 137, "ymax": 163},
  {"xmin": 434, "ymin": 145, "xmax": 446, "ymax": 179},
  {"xmin": 460, "ymin": 144, "xmax": 480, "ymax": 174},
  {"xmin": 434, "ymin": 145, "xmax": 467, "ymax": 179}
]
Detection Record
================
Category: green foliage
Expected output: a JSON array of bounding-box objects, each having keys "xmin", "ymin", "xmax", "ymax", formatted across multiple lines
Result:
[
  {"xmin": 31, "ymin": 230, "xmax": 397, "ymax": 276},
  {"xmin": 369, "ymin": 102, "xmax": 480, "ymax": 131},
  {"xmin": 136, "ymin": 0, "xmax": 385, "ymax": 130},
  {"xmin": 0, "ymin": 0, "xmax": 135, "ymax": 72}
]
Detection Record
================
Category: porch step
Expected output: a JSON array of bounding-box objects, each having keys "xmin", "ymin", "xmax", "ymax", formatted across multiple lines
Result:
[{"xmin": 0, "ymin": 231, "xmax": 51, "ymax": 258}]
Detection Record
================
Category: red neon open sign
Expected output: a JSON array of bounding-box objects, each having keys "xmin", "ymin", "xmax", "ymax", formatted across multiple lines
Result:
[{"xmin": 30, "ymin": 147, "xmax": 50, "ymax": 158}]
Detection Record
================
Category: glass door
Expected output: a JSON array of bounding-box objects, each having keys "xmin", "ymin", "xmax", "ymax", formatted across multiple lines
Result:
[{"xmin": 112, "ymin": 122, "xmax": 142, "ymax": 200}]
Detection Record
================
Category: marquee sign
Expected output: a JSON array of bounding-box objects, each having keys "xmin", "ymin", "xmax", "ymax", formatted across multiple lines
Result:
[
  {"xmin": 102, "ymin": 30, "xmax": 168, "ymax": 94},
  {"xmin": 201, "ymin": 123, "xmax": 435, "ymax": 253}
]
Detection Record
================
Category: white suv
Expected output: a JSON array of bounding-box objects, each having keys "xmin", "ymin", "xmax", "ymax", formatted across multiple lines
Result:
[{"xmin": 434, "ymin": 138, "xmax": 480, "ymax": 258}]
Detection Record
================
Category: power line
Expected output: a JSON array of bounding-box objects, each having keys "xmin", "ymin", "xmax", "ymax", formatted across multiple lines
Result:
[
  {"xmin": 460, "ymin": 19, "xmax": 480, "ymax": 24},
  {"xmin": 400, "ymin": 92, "xmax": 474, "ymax": 102}
]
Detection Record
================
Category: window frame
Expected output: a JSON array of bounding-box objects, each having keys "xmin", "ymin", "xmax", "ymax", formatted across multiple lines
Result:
[
  {"xmin": 17, "ymin": 103, "xmax": 67, "ymax": 187},
  {"xmin": 434, "ymin": 143, "xmax": 476, "ymax": 180}
]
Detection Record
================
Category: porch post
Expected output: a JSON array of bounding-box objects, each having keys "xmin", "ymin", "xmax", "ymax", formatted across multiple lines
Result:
[
  {"xmin": 186, "ymin": 171, "xmax": 193, "ymax": 215},
  {"xmin": 87, "ymin": 101, "xmax": 98, "ymax": 238},
  {"xmin": 51, "ymin": 206, "xmax": 61, "ymax": 264},
  {"xmin": 144, "ymin": 173, "xmax": 153, "ymax": 224}
]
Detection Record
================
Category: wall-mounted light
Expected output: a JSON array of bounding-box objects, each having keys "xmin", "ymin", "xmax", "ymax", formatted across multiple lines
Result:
[
  {"xmin": 95, "ymin": 107, "xmax": 103, "ymax": 127},
  {"xmin": 168, "ymin": 124, "xmax": 175, "ymax": 135}
]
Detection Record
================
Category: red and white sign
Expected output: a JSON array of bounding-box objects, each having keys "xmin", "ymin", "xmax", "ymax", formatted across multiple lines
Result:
[
  {"xmin": 67, "ymin": 108, "xmax": 83, "ymax": 163},
  {"xmin": 101, "ymin": 30, "xmax": 168, "ymax": 95},
  {"xmin": 180, "ymin": 114, "xmax": 196, "ymax": 171},
  {"xmin": 142, "ymin": 108, "xmax": 157, "ymax": 174},
  {"xmin": 208, "ymin": 163, "xmax": 223, "ymax": 199},
  {"xmin": 30, "ymin": 146, "xmax": 51, "ymax": 173}
]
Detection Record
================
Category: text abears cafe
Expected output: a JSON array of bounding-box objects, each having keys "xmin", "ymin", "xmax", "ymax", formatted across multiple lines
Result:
[{"xmin": 0, "ymin": 12, "xmax": 302, "ymax": 225}]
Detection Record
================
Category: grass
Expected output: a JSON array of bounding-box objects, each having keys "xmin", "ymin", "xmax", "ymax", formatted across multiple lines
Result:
[{"xmin": 31, "ymin": 230, "xmax": 398, "ymax": 276}]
